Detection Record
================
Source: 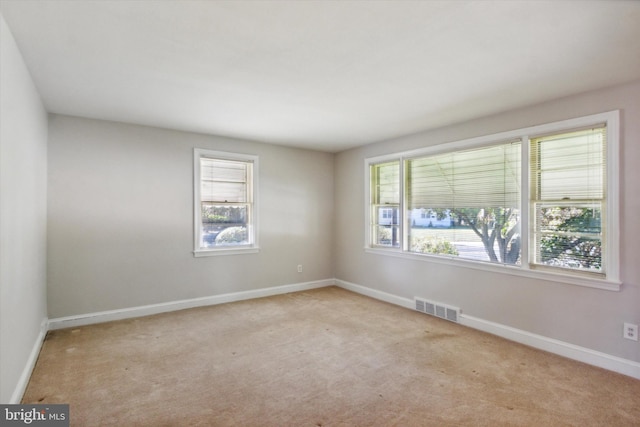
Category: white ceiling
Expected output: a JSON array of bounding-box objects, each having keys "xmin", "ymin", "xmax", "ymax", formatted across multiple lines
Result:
[{"xmin": 2, "ymin": 1, "xmax": 640, "ymax": 152}]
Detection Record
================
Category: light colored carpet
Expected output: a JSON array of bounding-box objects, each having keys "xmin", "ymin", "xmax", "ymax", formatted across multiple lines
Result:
[{"xmin": 22, "ymin": 286, "xmax": 640, "ymax": 426}]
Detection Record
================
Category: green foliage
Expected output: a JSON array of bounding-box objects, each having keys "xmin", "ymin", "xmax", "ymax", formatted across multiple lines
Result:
[
  {"xmin": 377, "ymin": 227, "xmax": 392, "ymax": 244},
  {"xmin": 543, "ymin": 207, "xmax": 601, "ymax": 233},
  {"xmin": 432, "ymin": 207, "xmax": 520, "ymax": 264},
  {"xmin": 411, "ymin": 236, "xmax": 459, "ymax": 256},
  {"xmin": 202, "ymin": 206, "xmax": 246, "ymax": 224},
  {"xmin": 411, "ymin": 205, "xmax": 600, "ymax": 269},
  {"xmin": 203, "ymin": 214, "xmax": 232, "ymax": 224},
  {"xmin": 538, "ymin": 207, "xmax": 601, "ymax": 270},
  {"xmin": 215, "ymin": 226, "xmax": 247, "ymax": 245},
  {"xmin": 540, "ymin": 236, "xmax": 601, "ymax": 269}
]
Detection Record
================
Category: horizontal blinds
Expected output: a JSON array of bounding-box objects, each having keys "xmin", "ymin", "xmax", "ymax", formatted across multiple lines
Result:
[
  {"xmin": 531, "ymin": 126, "xmax": 606, "ymax": 201},
  {"xmin": 372, "ymin": 161, "xmax": 399, "ymax": 205},
  {"xmin": 200, "ymin": 158, "xmax": 249, "ymax": 203},
  {"xmin": 407, "ymin": 141, "xmax": 521, "ymax": 209}
]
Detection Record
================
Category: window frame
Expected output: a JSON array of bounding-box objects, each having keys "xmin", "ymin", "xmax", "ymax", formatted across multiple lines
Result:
[
  {"xmin": 370, "ymin": 160, "xmax": 401, "ymax": 249},
  {"xmin": 529, "ymin": 125, "xmax": 607, "ymax": 276},
  {"xmin": 194, "ymin": 148, "xmax": 259, "ymax": 257},
  {"xmin": 364, "ymin": 111, "xmax": 620, "ymax": 291}
]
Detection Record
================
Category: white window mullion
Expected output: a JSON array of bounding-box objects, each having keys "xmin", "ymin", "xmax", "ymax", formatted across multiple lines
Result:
[
  {"xmin": 400, "ymin": 156, "xmax": 407, "ymax": 252},
  {"xmin": 193, "ymin": 152, "xmax": 203, "ymax": 251},
  {"xmin": 521, "ymin": 136, "xmax": 530, "ymax": 270},
  {"xmin": 605, "ymin": 111, "xmax": 620, "ymax": 283}
]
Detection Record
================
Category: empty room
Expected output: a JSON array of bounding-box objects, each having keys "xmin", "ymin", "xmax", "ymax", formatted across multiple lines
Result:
[{"xmin": 1, "ymin": 1, "xmax": 640, "ymax": 425}]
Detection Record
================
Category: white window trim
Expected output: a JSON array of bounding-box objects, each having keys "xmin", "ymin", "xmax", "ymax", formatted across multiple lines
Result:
[
  {"xmin": 193, "ymin": 148, "xmax": 259, "ymax": 257},
  {"xmin": 364, "ymin": 111, "xmax": 620, "ymax": 291}
]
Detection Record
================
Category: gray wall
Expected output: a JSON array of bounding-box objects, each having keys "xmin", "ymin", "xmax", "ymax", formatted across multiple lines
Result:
[
  {"xmin": 0, "ymin": 14, "xmax": 48, "ymax": 403},
  {"xmin": 47, "ymin": 115, "xmax": 334, "ymax": 318},
  {"xmin": 334, "ymin": 80, "xmax": 640, "ymax": 362}
]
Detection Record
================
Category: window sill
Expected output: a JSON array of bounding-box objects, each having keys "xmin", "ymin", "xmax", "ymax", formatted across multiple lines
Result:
[
  {"xmin": 364, "ymin": 247, "xmax": 621, "ymax": 292},
  {"xmin": 194, "ymin": 246, "xmax": 260, "ymax": 257}
]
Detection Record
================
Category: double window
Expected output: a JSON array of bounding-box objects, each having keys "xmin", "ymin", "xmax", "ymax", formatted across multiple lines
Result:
[
  {"xmin": 366, "ymin": 111, "xmax": 619, "ymax": 289},
  {"xmin": 194, "ymin": 149, "xmax": 258, "ymax": 256}
]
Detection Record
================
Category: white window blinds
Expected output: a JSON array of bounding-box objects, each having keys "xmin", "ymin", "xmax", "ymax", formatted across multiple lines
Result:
[
  {"xmin": 531, "ymin": 127, "xmax": 605, "ymax": 201},
  {"xmin": 407, "ymin": 142, "xmax": 521, "ymax": 210},
  {"xmin": 200, "ymin": 158, "xmax": 249, "ymax": 203}
]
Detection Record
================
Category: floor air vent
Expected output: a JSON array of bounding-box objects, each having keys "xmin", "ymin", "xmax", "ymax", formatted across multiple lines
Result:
[{"xmin": 414, "ymin": 297, "xmax": 460, "ymax": 323}]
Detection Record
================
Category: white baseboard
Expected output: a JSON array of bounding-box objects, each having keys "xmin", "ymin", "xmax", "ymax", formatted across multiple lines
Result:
[
  {"xmin": 10, "ymin": 318, "xmax": 48, "ymax": 404},
  {"xmin": 334, "ymin": 279, "xmax": 640, "ymax": 380},
  {"xmin": 30, "ymin": 277, "xmax": 640, "ymax": 401},
  {"xmin": 459, "ymin": 315, "xmax": 640, "ymax": 380},
  {"xmin": 335, "ymin": 279, "xmax": 414, "ymax": 309},
  {"xmin": 48, "ymin": 279, "xmax": 335, "ymax": 330}
]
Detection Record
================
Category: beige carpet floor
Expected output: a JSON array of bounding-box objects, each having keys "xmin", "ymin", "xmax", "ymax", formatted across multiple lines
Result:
[{"xmin": 22, "ymin": 286, "xmax": 640, "ymax": 426}]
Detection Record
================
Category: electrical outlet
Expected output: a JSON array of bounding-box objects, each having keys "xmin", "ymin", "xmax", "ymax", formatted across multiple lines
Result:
[
  {"xmin": 623, "ymin": 323, "xmax": 638, "ymax": 341},
  {"xmin": 297, "ymin": 264, "xmax": 303, "ymax": 273}
]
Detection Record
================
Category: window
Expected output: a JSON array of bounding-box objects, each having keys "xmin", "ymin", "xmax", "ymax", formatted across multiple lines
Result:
[
  {"xmin": 365, "ymin": 111, "xmax": 620, "ymax": 290},
  {"xmin": 370, "ymin": 161, "xmax": 400, "ymax": 247},
  {"xmin": 194, "ymin": 149, "xmax": 258, "ymax": 256},
  {"xmin": 530, "ymin": 126, "xmax": 606, "ymax": 275},
  {"xmin": 406, "ymin": 141, "xmax": 521, "ymax": 264}
]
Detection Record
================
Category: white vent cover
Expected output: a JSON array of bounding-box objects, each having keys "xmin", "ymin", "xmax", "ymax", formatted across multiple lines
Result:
[
  {"xmin": 425, "ymin": 301, "xmax": 435, "ymax": 316},
  {"xmin": 414, "ymin": 297, "xmax": 460, "ymax": 323}
]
